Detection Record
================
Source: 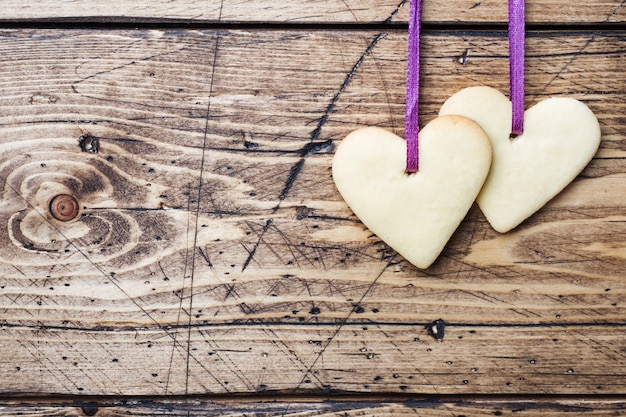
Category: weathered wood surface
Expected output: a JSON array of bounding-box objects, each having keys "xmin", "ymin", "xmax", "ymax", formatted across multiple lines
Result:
[
  {"xmin": 5, "ymin": 325, "xmax": 626, "ymax": 395},
  {"xmin": 2, "ymin": 397, "xmax": 626, "ymax": 417},
  {"xmin": 0, "ymin": 0, "xmax": 625, "ymax": 24},
  {"xmin": 0, "ymin": 28, "xmax": 624, "ymax": 397}
]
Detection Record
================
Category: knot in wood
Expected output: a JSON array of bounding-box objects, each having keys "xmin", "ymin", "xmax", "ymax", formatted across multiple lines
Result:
[{"xmin": 49, "ymin": 194, "xmax": 80, "ymax": 221}]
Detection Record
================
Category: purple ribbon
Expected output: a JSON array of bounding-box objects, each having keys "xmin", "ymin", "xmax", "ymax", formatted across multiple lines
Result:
[
  {"xmin": 405, "ymin": 0, "xmax": 421, "ymax": 172},
  {"xmin": 509, "ymin": 0, "xmax": 525, "ymax": 136}
]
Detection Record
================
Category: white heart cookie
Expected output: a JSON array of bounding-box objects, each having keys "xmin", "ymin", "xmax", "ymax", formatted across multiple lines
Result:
[
  {"xmin": 332, "ymin": 116, "xmax": 492, "ymax": 269},
  {"xmin": 440, "ymin": 86, "xmax": 601, "ymax": 233}
]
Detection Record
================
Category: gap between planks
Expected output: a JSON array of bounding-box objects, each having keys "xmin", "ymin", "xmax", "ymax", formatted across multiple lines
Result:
[
  {"xmin": 0, "ymin": 20, "xmax": 626, "ymax": 31},
  {"xmin": 0, "ymin": 394, "xmax": 626, "ymax": 417}
]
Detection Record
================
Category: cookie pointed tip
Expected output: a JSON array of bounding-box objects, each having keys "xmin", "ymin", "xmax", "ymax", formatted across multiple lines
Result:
[
  {"xmin": 405, "ymin": 254, "xmax": 437, "ymax": 270},
  {"xmin": 490, "ymin": 219, "xmax": 517, "ymax": 234}
]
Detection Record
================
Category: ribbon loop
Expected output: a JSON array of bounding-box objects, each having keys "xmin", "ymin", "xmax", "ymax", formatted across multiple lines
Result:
[
  {"xmin": 405, "ymin": 0, "xmax": 421, "ymax": 172},
  {"xmin": 509, "ymin": 0, "xmax": 525, "ymax": 136}
]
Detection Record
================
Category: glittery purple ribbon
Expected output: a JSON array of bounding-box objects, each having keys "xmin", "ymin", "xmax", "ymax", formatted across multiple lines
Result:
[
  {"xmin": 509, "ymin": 0, "xmax": 525, "ymax": 136},
  {"xmin": 405, "ymin": 0, "xmax": 421, "ymax": 172}
]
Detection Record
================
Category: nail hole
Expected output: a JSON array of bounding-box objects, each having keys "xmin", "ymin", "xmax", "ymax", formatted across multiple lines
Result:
[
  {"xmin": 458, "ymin": 48, "xmax": 471, "ymax": 65},
  {"xmin": 79, "ymin": 134, "xmax": 99, "ymax": 153}
]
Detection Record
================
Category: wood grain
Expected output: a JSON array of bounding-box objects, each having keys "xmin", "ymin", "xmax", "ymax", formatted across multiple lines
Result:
[
  {"xmin": 0, "ymin": 28, "xmax": 624, "ymax": 396},
  {"xmin": 1, "ymin": 397, "xmax": 626, "ymax": 417},
  {"xmin": 3, "ymin": 324, "xmax": 626, "ymax": 395},
  {"xmin": 0, "ymin": 0, "xmax": 624, "ymax": 24}
]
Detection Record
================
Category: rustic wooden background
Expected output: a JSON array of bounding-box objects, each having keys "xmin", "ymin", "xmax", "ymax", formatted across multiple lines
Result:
[{"xmin": 0, "ymin": 0, "xmax": 625, "ymax": 415}]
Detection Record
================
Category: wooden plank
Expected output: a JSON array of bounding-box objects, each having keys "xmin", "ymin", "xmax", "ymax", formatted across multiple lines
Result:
[
  {"xmin": 0, "ymin": 29, "xmax": 624, "ymax": 395},
  {"xmin": 0, "ymin": 0, "xmax": 624, "ymax": 24},
  {"xmin": 2, "ymin": 324, "xmax": 626, "ymax": 395},
  {"xmin": 2, "ymin": 397, "xmax": 626, "ymax": 416}
]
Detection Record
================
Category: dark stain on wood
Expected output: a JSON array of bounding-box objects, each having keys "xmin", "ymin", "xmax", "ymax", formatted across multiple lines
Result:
[
  {"xmin": 80, "ymin": 402, "xmax": 99, "ymax": 416},
  {"xmin": 427, "ymin": 319, "xmax": 446, "ymax": 341}
]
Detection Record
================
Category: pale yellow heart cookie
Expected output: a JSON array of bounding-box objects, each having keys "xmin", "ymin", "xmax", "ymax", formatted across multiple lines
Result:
[
  {"xmin": 439, "ymin": 86, "xmax": 601, "ymax": 233},
  {"xmin": 332, "ymin": 116, "xmax": 492, "ymax": 269}
]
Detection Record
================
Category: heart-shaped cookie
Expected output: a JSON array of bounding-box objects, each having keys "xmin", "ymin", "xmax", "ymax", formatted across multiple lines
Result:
[
  {"xmin": 332, "ymin": 115, "xmax": 492, "ymax": 269},
  {"xmin": 439, "ymin": 86, "xmax": 601, "ymax": 233}
]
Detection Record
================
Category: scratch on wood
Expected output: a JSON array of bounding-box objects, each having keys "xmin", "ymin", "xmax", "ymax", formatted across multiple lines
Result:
[
  {"xmin": 339, "ymin": 0, "xmax": 358, "ymax": 22},
  {"xmin": 275, "ymin": 32, "xmax": 387, "ymax": 205},
  {"xmin": 604, "ymin": 0, "xmax": 626, "ymax": 22},
  {"xmin": 166, "ymin": 183, "xmax": 193, "ymax": 393},
  {"xmin": 242, "ymin": 219, "xmax": 273, "ymax": 272},
  {"xmin": 530, "ymin": 35, "xmax": 597, "ymax": 106},
  {"xmin": 293, "ymin": 255, "xmax": 397, "ymax": 391},
  {"xmin": 72, "ymin": 45, "xmax": 182, "ymax": 88},
  {"xmin": 184, "ymin": 6, "xmax": 224, "ymax": 391},
  {"xmin": 223, "ymin": 283, "xmax": 238, "ymax": 302},
  {"xmin": 199, "ymin": 330, "xmax": 256, "ymax": 390},
  {"xmin": 310, "ymin": 32, "xmax": 387, "ymax": 143},
  {"xmin": 198, "ymin": 247, "xmax": 213, "ymax": 268},
  {"xmin": 385, "ymin": 0, "xmax": 409, "ymax": 24},
  {"xmin": 278, "ymin": 160, "xmax": 305, "ymax": 202}
]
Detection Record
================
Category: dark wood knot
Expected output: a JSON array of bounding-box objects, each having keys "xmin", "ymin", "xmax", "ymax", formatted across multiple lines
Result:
[{"xmin": 49, "ymin": 194, "xmax": 80, "ymax": 221}]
